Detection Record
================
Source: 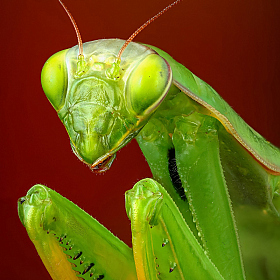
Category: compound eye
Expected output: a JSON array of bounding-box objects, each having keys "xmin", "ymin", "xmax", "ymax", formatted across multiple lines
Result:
[
  {"xmin": 41, "ymin": 49, "xmax": 68, "ymax": 111},
  {"xmin": 126, "ymin": 54, "xmax": 172, "ymax": 117}
]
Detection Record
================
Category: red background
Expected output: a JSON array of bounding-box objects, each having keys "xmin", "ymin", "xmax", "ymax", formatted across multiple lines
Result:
[{"xmin": 1, "ymin": 0, "xmax": 280, "ymax": 279}]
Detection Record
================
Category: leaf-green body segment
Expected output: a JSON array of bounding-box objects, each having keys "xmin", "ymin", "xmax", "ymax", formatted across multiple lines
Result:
[
  {"xmin": 18, "ymin": 184, "xmax": 137, "ymax": 280},
  {"xmin": 19, "ymin": 38, "xmax": 280, "ymax": 279},
  {"xmin": 125, "ymin": 178, "xmax": 224, "ymax": 279}
]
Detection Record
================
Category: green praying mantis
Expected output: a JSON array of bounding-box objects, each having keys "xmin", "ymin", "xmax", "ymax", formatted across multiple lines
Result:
[{"xmin": 18, "ymin": 0, "xmax": 280, "ymax": 279}]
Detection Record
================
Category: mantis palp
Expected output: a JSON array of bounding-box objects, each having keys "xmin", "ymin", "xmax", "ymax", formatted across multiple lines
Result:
[{"xmin": 18, "ymin": 1, "xmax": 280, "ymax": 279}]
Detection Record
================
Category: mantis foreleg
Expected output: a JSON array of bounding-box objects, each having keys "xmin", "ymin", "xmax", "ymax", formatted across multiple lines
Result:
[
  {"xmin": 126, "ymin": 178, "xmax": 224, "ymax": 279},
  {"xmin": 18, "ymin": 184, "xmax": 137, "ymax": 280},
  {"xmin": 173, "ymin": 112, "xmax": 245, "ymax": 279}
]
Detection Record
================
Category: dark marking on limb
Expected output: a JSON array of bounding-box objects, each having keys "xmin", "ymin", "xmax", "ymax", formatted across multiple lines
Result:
[
  {"xmin": 162, "ymin": 238, "xmax": 169, "ymax": 247},
  {"xmin": 73, "ymin": 251, "xmax": 83, "ymax": 260},
  {"xmin": 169, "ymin": 263, "xmax": 177, "ymax": 273},
  {"xmin": 19, "ymin": 198, "xmax": 25, "ymax": 204},
  {"xmin": 168, "ymin": 149, "xmax": 186, "ymax": 200},
  {"xmin": 82, "ymin": 263, "xmax": 95, "ymax": 275},
  {"xmin": 59, "ymin": 236, "xmax": 64, "ymax": 244},
  {"xmin": 51, "ymin": 229, "xmax": 105, "ymax": 278}
]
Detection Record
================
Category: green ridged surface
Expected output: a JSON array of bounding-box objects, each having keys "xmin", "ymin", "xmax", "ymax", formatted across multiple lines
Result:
[
  {"xmin": 18, "ymin": 184, "xmax": 137, "ymax": 280},
  {"xmin": 126, "ymin": 178, "xmax": 224, "ymax": 279}
]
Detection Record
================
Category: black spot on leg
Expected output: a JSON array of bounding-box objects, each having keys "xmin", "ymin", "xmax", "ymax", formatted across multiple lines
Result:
[
  {"xmin": 73, "ymin": 251, "xmax": 83, "ymax": 260},
  {"xmin": 82, "ymin": 263, "xmax": 94, "ymax": 275}
]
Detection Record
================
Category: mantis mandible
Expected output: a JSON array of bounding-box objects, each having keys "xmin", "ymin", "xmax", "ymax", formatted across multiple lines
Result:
[{"xmin": 18, "ymin": 0, "xmax": 280, "ymax": 279}]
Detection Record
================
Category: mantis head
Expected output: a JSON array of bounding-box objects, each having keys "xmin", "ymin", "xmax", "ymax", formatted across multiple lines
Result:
[
  {"xmin": 41, "ymin": 41, "xmax": 172, "ymax": 172},
  {"xmin": 41, "ymin": 0, "xmax": 181, "ymax": 172}
]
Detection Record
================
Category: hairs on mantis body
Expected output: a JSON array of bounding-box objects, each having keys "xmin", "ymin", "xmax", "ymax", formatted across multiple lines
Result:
[{"xmin": 19, "ymin": 0, "xmax": 280, "ymax": 279}]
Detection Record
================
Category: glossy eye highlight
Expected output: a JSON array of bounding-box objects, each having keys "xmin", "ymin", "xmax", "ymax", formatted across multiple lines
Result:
[
  {"xmin": 41, "ymin": 49, "xmax": 68, "ymax": 111},
  {"xmin": 126, "ymin": 54, "xmax": 171, "ymax": 117}
]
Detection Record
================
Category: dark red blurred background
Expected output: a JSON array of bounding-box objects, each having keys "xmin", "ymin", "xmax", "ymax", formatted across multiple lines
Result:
[{"xmin": 1, "ymin": 0, "xmax": 280, "ymax": 279}]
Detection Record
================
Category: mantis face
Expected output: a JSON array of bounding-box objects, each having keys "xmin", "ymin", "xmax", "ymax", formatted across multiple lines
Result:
[{"xmin": 41, "ymin": 39, "xmax": 172, "ymax": 172}]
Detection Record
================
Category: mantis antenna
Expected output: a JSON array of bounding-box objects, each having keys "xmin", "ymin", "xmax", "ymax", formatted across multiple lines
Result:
[
  {"xmin": 117, "ymin": 0, "xmax": 182, "ymax": 61},
  {"xmin": 58, "ymin": 0, "xmax": 83, "ymax": 57}
]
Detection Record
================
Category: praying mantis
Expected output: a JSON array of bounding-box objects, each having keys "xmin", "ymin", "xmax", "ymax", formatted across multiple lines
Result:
[{"xmin": 17, "ymin": 0, "xmax": 280, "ymax": 279}]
